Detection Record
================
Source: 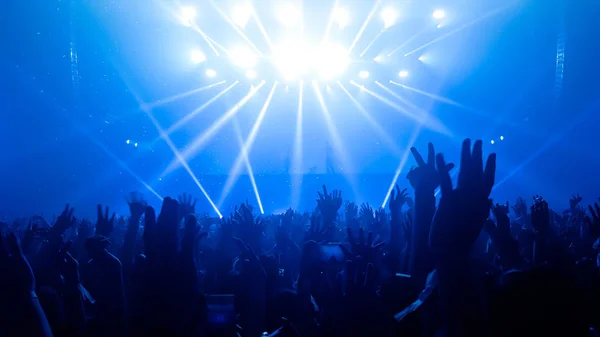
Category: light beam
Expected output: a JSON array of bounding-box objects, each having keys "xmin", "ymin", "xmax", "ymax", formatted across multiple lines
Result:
[
  {"xmin": 217, "ymin": 82, "xmax": 278, "ymax": 207},
  {"xmin": 161, "ymin": 81, "xmax": 266, "ymax": 176}
]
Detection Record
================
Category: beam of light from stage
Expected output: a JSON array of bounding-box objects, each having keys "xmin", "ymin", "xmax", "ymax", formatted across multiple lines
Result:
[
  {"xmin": 376, "ymin": 82, "xmax": 452, "ymax": 136},
  {"xmin": 251, "ymin": 6, "xmax": 275, "ymax": 53},
  {"xmin": 85, "ymin": 131, "xmax": 163, "ymax": 201},
  {"xmin": 162, "ymin": 81, "xmax": 266, "ymax": 177},
  {"xmin": 404, "ymin": 4, "xmax": 513, "ymax": 57},
  {"xmin": 232, "ymin": 119, "xmax": 265, "ymax": 214},
  {"xmin": 205, "ymin": 36, "xmax": 231, "ymax": 56},
  {"xmin": 189, "ymin": 24, "xmax": 220, "ymax": 56},
  {"xmin": 209, "ymin": 0, "xmax": 263, "ymax": 56},
  {"xmin": 312, "ymin": 81, "xmax": 360, "ymax": 199},
  {"xmin": 142, "ymin": 108, "xmax": 223, "ymax": 217},
  {"xmin": 359, "ymin": 29, "xmax": 385, "ymax": 58},
  {"xmin": 349, "ymin": 81, "xmax": 431, "ymax": 127},
  {"xmin": 291, "ymin": 81, "xmax": 304, "ymax": 210},
  {"xmin": 144, "ymin": 81, "xmax": 226, "ymax": 109},
  {"xmin": 388, "ymin": 25, "xmax": 430, "ymax": 56},
  {"xmin": 217, "ymin": 82, "xmax": 278, "ymax": 208},
  {"xmin": 492, "ymin": 110, "xmax": 591, "ymax": 192},
  {"xmin": 338, "ymin": 82, "xmax": 402, "ymax": 156},
  {"xmin": 163, "ymin": 81, "xmax": 239, "ymax": 137},
  {"xmin": 321, "ymin": 0, "xmax": 340, "ymax": 44},
  {"xmin": 347, "ymin": 0, "xmax": 381, "ymax": 55},
  {"xmin": 389, "ymin": 80, "xmax": 480, "ymax": 114},
  {"xmin": 381, "ymin": 125, "xmax": 423, "ymax": 208}
]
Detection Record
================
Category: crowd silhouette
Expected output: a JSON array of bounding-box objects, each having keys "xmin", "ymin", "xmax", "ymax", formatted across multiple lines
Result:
[{"xmin": 1, "ymin": 139, "xmax": 599, "ymax": 337}]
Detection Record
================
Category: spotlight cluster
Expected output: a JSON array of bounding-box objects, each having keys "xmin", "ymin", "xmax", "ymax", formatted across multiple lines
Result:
[{"xmin": 182, "ymin": 3, "xmax": 447, "ymax": 82}]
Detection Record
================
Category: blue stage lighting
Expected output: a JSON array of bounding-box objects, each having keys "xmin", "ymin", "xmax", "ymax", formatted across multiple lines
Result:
[
  {"xmin": 230, "ymin": 46, "xmax": 258, "ymax": 69},
  {"xmin": 190, "ymin": 49, "xmax": 206, "ymax": 64},
  {"xmin": 359, "ymin": 70, "xmax": 369, "ymax": 79},
  {"xmin": 206, "ymin": 69, "xmax": 217, "ymax": 78},
  {"xmin": 332, "ymin": 7, "xmax": 350, "ymax": 29},
  {"xmin": 232, "ymin": 3, "xmax": 252, "ymax": 28},
  {"xmin": 398, "ymin": 70, "xmax": 409, "ymax": 78},
  {"xmin": 380, "ymin": 8, "xmax": 397, "ymax": 28},
  {"xmin": 433, "ymin": 10, "xmax": 446, "ymax": 19},
  {"xmin": 316, "ymin": 43, "xmax": 349, "ymax": 80}
]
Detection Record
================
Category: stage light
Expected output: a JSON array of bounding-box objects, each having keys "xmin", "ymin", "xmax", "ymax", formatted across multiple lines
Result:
[
  {"xmin": 230, "ymin": 46, "xmax": 258, "ymax": 69},
  {"xmin": 246, "ymin": 69, "xmax": 257, "ymax": 79},
  {"xmin": 206, "ymin": 69, "xmax": 217, "ymax": 78},
  {"xmin": 332, "ymin": 7, "xmax": 350, "ymax": 29},
  {"xmin": 500, "ymin": 135, "xmax": 504, "ymax": 140},
  {"xmin": 491, "ymin": 140, "xmax": 495, "ymax": 144},
  {"xmin": 273, "ymin": 40, "xmax": 310, "ymax": 80},
  {"xmin": 398, "ymin": 70, "xmax": 409, "ymax": 78},
  {"xmin": 437, "ymin": 23, "xmax": 443, "ymax": 29},
  {"xmin": 190, "ymin": 49, "xmax": 206, "ymax": 64},
  {"xmin": 180, "ymin": 6, "xmax": 196, "ymax": 26},
  {"xmin": 380, "ymin": 8, "xmax": 397, "ymax": 28},
  {"xmin": 126, "ymin": 139, "xmax": 130, "ymax": 144},
  {"xmin": 373, "ymin": 55, "xmax": 382, "ymax": 62},
  {"xmin": 316, "ymin": 43, "xmax": 349, "ymax": 80},
  {"xmin": 277, "ymin": 3, "xmax": 300, "ymax": 27},
  {"xmin": 359, "ymin": 70, "xmax": 369, "ymax": 79},
  {"xmin": 134, "ymin": 142, "xmax": 138, "ymax": 147},
  {"xmin": 418, "ymin": 55, "xmax": 425, "ymax": 61},
  {"xmin": 433, "ymin": 10, "xmax": 445, "ymax": 19},
  {"xmin": 232, "ymin": 3, "xmax": 252, "ymax": 28}
]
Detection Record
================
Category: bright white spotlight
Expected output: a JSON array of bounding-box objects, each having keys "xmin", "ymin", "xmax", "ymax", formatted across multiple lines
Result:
[
  {"xmin": 316, "ymin": 43, "xmax": 349, "ymax": 80},
  {"xmin": 273, "ymin": 40, "xmax": 311, "ymax": 80},
  {"xmin": 500, "ymin": 135, "xmax": 504, "ymax": 140},
  {"xmin": 380, "ymin": 8, "xmax": 397, "ymax": 28},
  {"xmin": 491, "ymin": 140, "xmax": 495, "ymax": 144},
  {"xmin": 246, "ymin": 69, "xmax": 257, "ymax": 79},
  {"xmin": 230, "ymin": 46, "xmax": 258, "ymax": 69},
  {"xmin": 373, "ymin": 55, "xmax": 383, "ymax": 62},
  {"xmin": 232, "ymin": 3, "xmax": 252, "ymax": 28},
  {"xmin": 398, "ymin": 70, "xmax": 409, "ymax": 78},
  {"xmin": 332, "ymin": 7, "xmax": 350, "ymax": 29},
  {"xmin": 433, "ymin": 10, "xmax": 445, "ymax": 19},
  {"xmin": 277, "ymin": 3, "xmax": 300, "ymax": 27},
  {"xmin": 359, "ymin": 70, "xmax": 369, "ymax": 79},
  {"xmin": 126, "ymin": 139, "xmax": 130, "ymax": 144},
  {"xmin": 190, "ymin": 49, "xmax": 206, "ymax": 64},
  {"xmin": 418, "ymin": 55, "xmax": 425, "ymax": 62},
  {"xmin": 206, "ymin": 69, "xmax": 217, "ymax": 78},
  {"xmin": 134, "ymin": 142, "xmax": 139, "ymax": 147},
  {"xmin": 180, "ymin": 6, "xmax": 197, "ymax": 26}
]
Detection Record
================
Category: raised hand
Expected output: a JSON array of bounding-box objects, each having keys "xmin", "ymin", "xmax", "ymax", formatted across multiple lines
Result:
[
  {"xmin": 584, "ymin": 202, "xmax": 600, "ymax": 241},
  {"xmin": 345, "ymin": 202, "xmax": 358, "ymax": 222},
  {"xmin": 430, "ymin": 139, "xmax": 496, "ymax": 257},
  {"xmin": 388, "ymin": 185, "xmax": 408, "ymax": 218},
  {"xmin": 490, "ymin": 202, "xmax": 511, "ymax": 239},
  {"xmin": 569, "ymin": 194, "xmax": 583, "ymax": 211},
  {"xmin": 126, "ymin": 192, "xmax": 147, "ymax": 219},
  {"xmin": 407, "ymin": 143, "xmax": 454, "ymax": 192},
  {"xmin": 178, "ymin": 193, "xmax": 197, "ymax": 220},
  {"xmin": 359, "ymin": 203, "xmax": 375, "ymax": 226},
  {"xmin": 512, "ymin": 197, "xmax": 528, "ymax": 221},
  {"xmin": 95, "ymin": 204, "xmax": 115, "ymax": 237},
  {"xmin": 341, "ymin": 227, "xmax": 384, "ymax": 263},
  {"xmin": 52, "ymin": 204, "xmax": 76, "ymax": 237},
  {"xmin": 531, "ymin": 197, "xmax": 550, "ymax": 235},
  {"xmin": 316, "ymin": 185, "xmax": 342, "ymax": 223}
]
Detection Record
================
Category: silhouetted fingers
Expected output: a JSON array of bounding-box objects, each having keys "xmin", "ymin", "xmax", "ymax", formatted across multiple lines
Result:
[
  {"xmin": 483, "ymin": 153, "xmax": 497, "ymax": 196},
  {"xmin": 427, "ymin": 142, "xmax": 435, "ymax": 166},
  {"xmin": 436, "ymin": 153, "xmax": 453, "ymax": 196},
  {"xmin": 410, "ymin": 147, "xmax": 426, "ymax": 167}
]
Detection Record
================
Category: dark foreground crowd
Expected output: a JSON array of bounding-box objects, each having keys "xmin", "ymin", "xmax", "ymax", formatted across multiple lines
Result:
[{"xmin": 1, "ymin": 139, "xmax": 600, "ymax": 337}]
